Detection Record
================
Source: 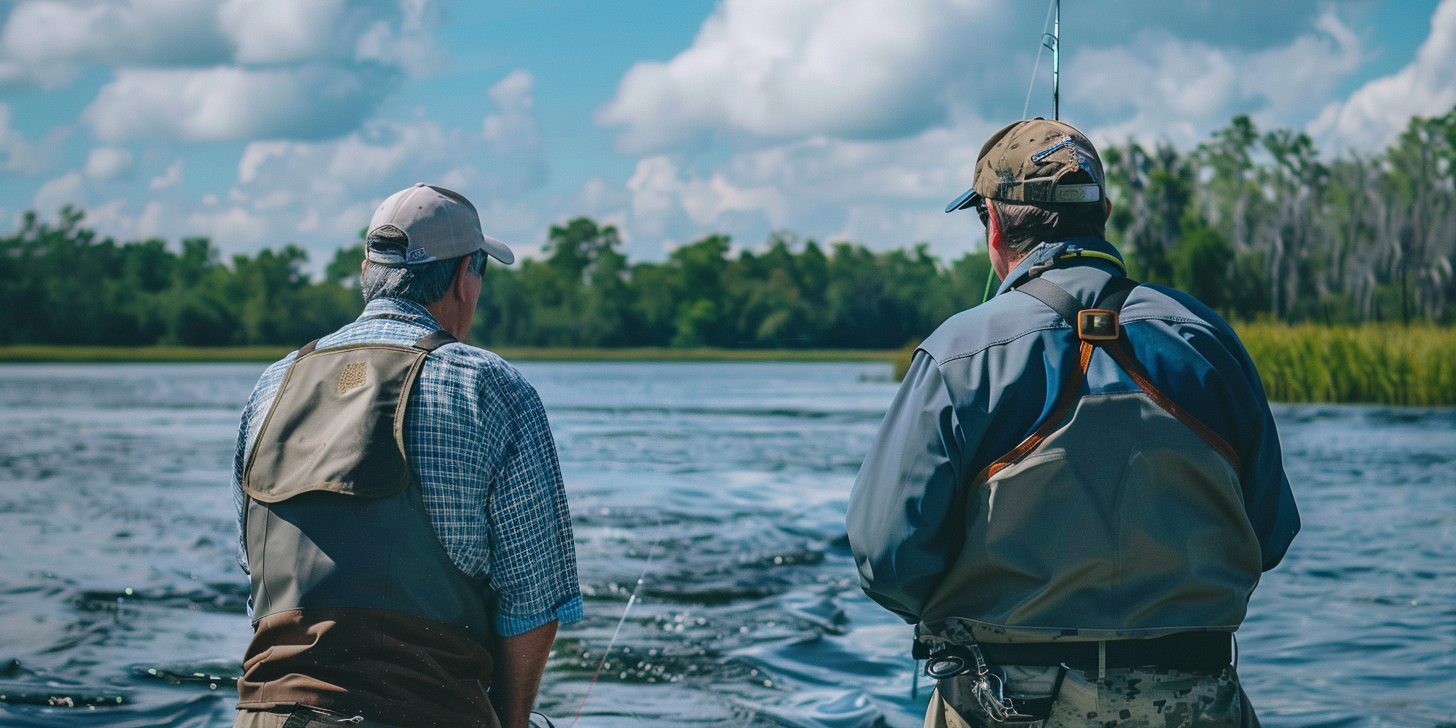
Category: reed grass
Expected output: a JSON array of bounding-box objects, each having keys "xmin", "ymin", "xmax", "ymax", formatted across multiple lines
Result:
[
  {"xmin": 892, "ymin": 325, "xmax": 1456, "ymax": 405},
  {"xmin": 1234, "ymin": 323, "xmax": 1456, "ymax": 406}
]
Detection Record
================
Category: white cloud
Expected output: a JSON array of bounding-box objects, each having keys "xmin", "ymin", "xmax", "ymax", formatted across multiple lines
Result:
[
  {"xmin": 617, "ymin": 118, "xmax": 991, "ymax": 254},
  {"xmin": 483, "ymin": 69, "xmax": 541, "ymax": 154},
  {"xmin": 1, "ymin": 103, "xmax": 37, "ymax": 172},
  {"xmin": 216, "ymin": 0, "xmax": 347, "ymax": 64},
  {"xmin": 135, "ymin": 200, "xmax": 168, "ymax": 237},
  {"xmin": 3, "ymin": 0, "xmax": 444, "ymax": 143},
  {"xmin": 236, "ymin": 119, "xmax": 458, "ymax": 193},
  {"xmin": 599, "ymin": 0, "xmax": 1002, "ymax": 152},
  {"xmin": 599, "ymin": 0, "xmax": 1376, "ymax": 156},
  {"xmin": 82, "ymin": 65, "xmax": 382, "ymax": 142},
  {"xmin": 1310, "ymin": 0, "xmax": 1456, "ymax": 153},
  {"xmin": 480, "ymin": 69, "xmax": 547, "ymax": 188},
  {"xmin": 217, "ymin": 118, "xmax": 511, "ymax": 257},
  {"xmin": 0, "ymin": 0, "xmax": 228, "ymax": 77},
  {"xmin": 84, "ymin": 146, "xmax": 134, "ymax": 179},
  {"xmin": 32, "ymin": 170, "xmax": 86, "ymax": 214},
  {"xmin": 1073, "ymin": 11, "xmax": 1364, "ymax": 148},
  {"xmin": 627, "ymin": 154, "xmax": 788, "ymax": 233},
  {"xmin": 150, "ymin": 159, "xmax": 184, "ymax": 189},
  {"xmin": 186, "ymin": 205, "xmax": 270, "ymax": 248},
  {"xmin": 585, "ymin": 0, "xmax": 1403, "ymax": 262}
]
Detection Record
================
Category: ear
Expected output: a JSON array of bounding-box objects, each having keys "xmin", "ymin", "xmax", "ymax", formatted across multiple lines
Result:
[
  {"xmin": 986, "ymin": 199, "xmax": 1004, "ymax": 255},
  {"xmin": 451, "ymin": 255, "xmax": 473, "ymax": 301}
]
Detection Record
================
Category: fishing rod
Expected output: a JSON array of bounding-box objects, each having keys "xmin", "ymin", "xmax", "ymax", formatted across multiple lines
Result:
[
  {"xmin": 1047, "ymin": 0, "xmax": 1060, "ymax": 121},
  {"xmin": 985, "ymin": 0, "xmax": 1062, "ymax": 306}
]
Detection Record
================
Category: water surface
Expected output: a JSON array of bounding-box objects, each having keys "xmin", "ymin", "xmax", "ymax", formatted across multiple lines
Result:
[{"xmin": 0, "ymin": 362, "xmax": 1451, "ymax": 727}]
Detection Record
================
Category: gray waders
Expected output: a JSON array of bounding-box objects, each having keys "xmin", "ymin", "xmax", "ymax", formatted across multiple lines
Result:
[
  {"xmin": 918, "ymin": 276, "xmax": 1264, "ymax": 727},
  {"xmin": 236, "ymin": 331, "xmax": 501, "ymax": 728}
]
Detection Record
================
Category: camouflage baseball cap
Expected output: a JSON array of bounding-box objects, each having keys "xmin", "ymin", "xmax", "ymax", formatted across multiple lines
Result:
[{"xmin": 945, "ymin": 118, "xmax": 1105, "ymax": 213}]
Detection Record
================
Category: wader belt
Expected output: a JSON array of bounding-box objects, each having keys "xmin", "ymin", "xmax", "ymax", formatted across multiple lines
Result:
[{"xmin": 978, "ymin": 632, "xmax": 1232, "ymax": 673}]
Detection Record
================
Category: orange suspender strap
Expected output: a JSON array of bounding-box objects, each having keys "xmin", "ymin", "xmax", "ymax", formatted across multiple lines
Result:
[
  {"xmin": 974, "ymin": 275, "xmax": 1241, "ymax": 486},
  {"xmin": 972, "ymin": 340, "xmax": 1095, "ymax": 486},
  {"xmin": 1100, "ymin": 338, "xmax": 1241, "ymax": 471}
]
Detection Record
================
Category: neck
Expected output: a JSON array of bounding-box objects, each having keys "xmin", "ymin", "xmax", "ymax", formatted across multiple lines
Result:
[{"xmin": 424, "ymin": 298, "xmax": 471, "ymax": 340}]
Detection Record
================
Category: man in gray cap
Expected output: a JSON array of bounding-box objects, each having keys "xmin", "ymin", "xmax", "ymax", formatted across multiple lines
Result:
[
  {"xmin": 847, "ymin": 120, "xmax": 1299, "ymax": 727},
  {"xmin": 230, "ymin": 183, "xmax": 580, "ymax": 728}
]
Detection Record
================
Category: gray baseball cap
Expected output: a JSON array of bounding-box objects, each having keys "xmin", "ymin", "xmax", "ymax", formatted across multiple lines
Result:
[{"xmin": 366, "ymin": 183, "xmax": 515, "ymax": 266}]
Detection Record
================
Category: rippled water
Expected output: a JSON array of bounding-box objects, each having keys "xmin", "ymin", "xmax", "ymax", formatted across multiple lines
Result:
[{"xmin": 0, "ymin": 362, "xmax": 1451, "ymax": 728}]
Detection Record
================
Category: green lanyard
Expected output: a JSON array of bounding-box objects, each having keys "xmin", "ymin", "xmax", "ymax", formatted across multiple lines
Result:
[{"xmin": 981, "ymin": 266, "xmax": 1000, "ymax": 306}]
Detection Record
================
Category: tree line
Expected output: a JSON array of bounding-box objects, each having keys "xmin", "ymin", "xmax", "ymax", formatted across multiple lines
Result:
[
  {"xmin": 1108, "ymin": 108, "xmax": 1456, "ymax": 323},
  {"xmin": 3, "ymin": 108, "xmax": 1453, "ymax": 349}
]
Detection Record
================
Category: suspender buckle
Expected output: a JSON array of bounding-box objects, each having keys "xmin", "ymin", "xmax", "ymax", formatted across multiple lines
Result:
[{"xmin": 1077, "ymin": 309, "xmax": 1119, "ymax": 341}]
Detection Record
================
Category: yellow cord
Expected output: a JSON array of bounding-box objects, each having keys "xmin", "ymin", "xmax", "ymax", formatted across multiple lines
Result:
[{"xmin": 1057, "ymin": 250, "xmax": 1126, "ymax": 272}]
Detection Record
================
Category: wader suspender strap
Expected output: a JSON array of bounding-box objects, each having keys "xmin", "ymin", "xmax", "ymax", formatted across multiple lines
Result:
[
  {"xmin": 1008, "ymin": 276, "xmax": 1241, "ymax": 473},
  {"xmin": 1017, "ymin": 276, "xmax": 1138, "ymax": 326},
  {"xmin": 413, "ymin": 329, "xmax": 457, "ymax": 351},
  {"xmin": 292, "ymin": 328, "xmax": 455, "ymax": 360},
  {"xmin": 971, "ymin": 276, "xmax": 1138, "ymax": 485}
]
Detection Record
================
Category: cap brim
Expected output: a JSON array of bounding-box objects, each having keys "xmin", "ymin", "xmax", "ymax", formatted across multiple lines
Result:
[
  {"xmin": 945, "ymin": 187, "xmax": 982, "ymax": 214},
  {"xmin": 481, "ymin": 234, "xmax": 515, "ymax": 265}
]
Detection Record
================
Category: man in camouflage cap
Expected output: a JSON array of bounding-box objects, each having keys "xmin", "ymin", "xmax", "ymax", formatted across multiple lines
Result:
[{"xmin": 848, "ymin": 119, "xmax": 1299, "ymax": 727}]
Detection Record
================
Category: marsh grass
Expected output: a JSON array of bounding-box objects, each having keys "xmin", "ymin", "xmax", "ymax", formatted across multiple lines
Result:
[
  {"xmin": 1235, "ymin": 323, "xmax": 1456, "ymax": 406},
  {"xmin": 892, "ymin": 325, "xmax": 1456, "ymax": 405}
]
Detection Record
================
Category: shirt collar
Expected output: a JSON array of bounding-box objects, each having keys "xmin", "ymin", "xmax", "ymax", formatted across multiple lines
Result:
[
  {"xmin": 357, "ymin": 297, "xmax": 444, "ymax": 330},
  {"xmin": 995, "ymin": 237, "xmax": 1126, "ymax": 297}
]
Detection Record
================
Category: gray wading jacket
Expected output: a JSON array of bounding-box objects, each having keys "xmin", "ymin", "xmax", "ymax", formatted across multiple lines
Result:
[{"xmin": 847, "ymin": 237, "xmax": 1300, "ymax": 643}]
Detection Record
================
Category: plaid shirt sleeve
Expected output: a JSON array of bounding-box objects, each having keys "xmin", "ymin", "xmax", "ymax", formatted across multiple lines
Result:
[{"xmin": 484, "ymin": 364, "xmax": 583, "ymax": 636}]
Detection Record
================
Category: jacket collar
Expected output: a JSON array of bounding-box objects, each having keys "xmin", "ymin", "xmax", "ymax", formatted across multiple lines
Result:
[
  {"xmin": 995, "ymin": 237, "xmax": 1126, "ymax": 297},
  {"xmin": 357, "ymin": 297, "xmax": 444, "ymax": 330}
]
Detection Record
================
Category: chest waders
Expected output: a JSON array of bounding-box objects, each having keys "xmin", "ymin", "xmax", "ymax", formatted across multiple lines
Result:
[
  {"xmin": 918, "ymin": 275, "xmax": 1263, "ymax": 721},
  {"xmin": 237, "ymin": 331, "xmax": 500, "ymax": 728}
]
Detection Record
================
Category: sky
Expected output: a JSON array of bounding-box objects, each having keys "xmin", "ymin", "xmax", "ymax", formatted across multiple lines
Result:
[{"xmin": 1, "ymin": 0, "xmax": 1453, "ymax": 268}]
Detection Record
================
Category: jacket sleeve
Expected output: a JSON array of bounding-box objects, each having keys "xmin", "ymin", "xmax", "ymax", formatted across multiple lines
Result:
[
  {"xmin": 1229, "ymin": 342, "xmax": 1301, "ymax": 571},
  {"xmin": 847, "ymin": 349, "xmax": 967, "ymax": 623}
]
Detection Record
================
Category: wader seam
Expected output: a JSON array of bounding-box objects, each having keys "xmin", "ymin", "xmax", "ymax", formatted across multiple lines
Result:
[{"xmin": 242, "ymin": 352, "xmax": 306, "ymax": 496}]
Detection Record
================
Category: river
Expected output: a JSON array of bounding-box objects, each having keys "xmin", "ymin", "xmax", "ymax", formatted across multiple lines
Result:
[{"xmin": 0, "ymin": 361, "xmax": 1451, "ymax": 727}]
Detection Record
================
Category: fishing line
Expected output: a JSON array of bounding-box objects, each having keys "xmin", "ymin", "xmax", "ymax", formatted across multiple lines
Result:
[
  {"xmin": 1021, "ymin": 0, "xmax": 1057, "ymax": 120},
  {"xmin": 570, "ymin": 514, "xmax": 663, "ymax": 727}
]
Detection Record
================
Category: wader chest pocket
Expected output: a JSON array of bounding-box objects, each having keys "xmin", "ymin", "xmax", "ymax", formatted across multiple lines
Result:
[{"xmin": 242, "ymin": 344, "xmax": 431, "ymax": 503}]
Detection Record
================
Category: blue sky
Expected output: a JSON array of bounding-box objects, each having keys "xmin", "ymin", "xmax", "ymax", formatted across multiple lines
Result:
[{"xmin": 1, "ymin": 0, "xmax": 1452, "ymax": 268}]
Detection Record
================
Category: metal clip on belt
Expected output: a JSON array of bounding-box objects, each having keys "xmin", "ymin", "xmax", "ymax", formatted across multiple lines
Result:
[{"xmin": 925, "ymin": 644, "xmax": 1039, "ymax": 724}]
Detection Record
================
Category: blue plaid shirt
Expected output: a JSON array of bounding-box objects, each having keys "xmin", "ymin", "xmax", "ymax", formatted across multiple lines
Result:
[{"xmin": 232, "ymin": 297, "xmax": 582, "ymax": 637}]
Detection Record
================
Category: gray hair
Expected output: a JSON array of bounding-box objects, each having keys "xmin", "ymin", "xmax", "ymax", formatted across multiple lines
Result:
[{"xmin": 360, "ymin": 227, "xmax": 487, "ymax": 304}]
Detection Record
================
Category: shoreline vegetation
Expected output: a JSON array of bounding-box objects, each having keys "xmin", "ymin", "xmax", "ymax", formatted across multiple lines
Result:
[
  {"xmin": 3, "ymin": 323, "xmax": 1453, "ymax": 406},
  {"xmin": 4, "ymin": 110, "xmax": 1455, "ymax": 404},
  {"xmin": 0, "ymin": 345, "xmax": 899, "ymax": 364}
]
